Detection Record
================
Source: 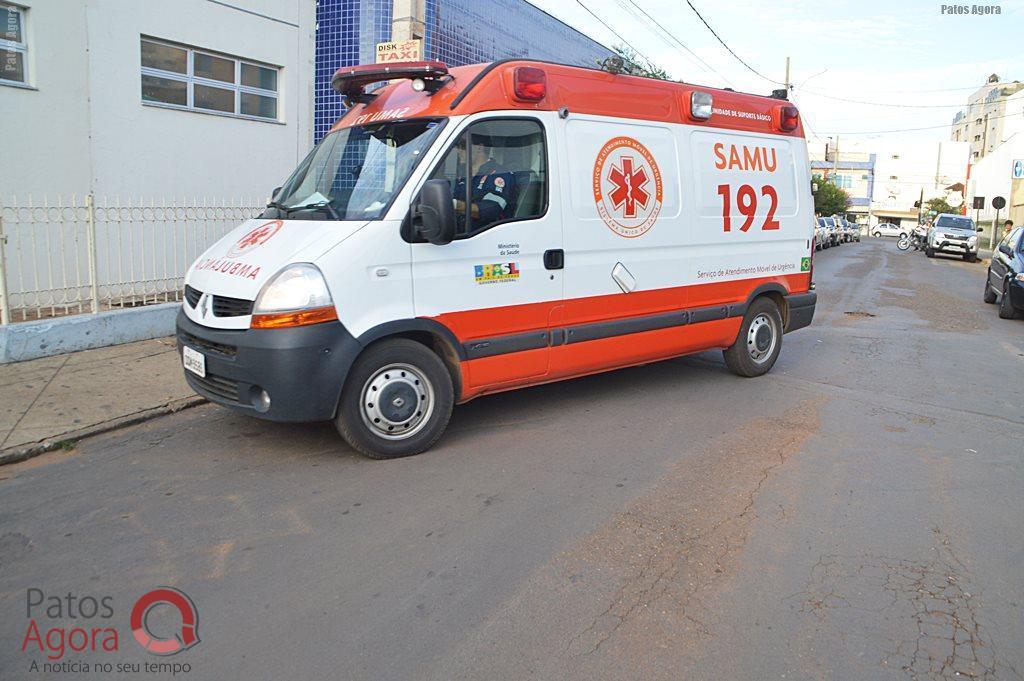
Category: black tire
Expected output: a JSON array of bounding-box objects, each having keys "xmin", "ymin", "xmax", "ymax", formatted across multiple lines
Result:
[
  {"xmin": 983, "ymin": 271, "xmax": 997, "ymax": 304},
  {"xmin": 925, "ymin": 247, "xmax": 935, "ymax": 258},
  {"xmin": 724, "ymin": 297, "xmax": 784, "ymax": 378},
  {"xmin": 334, "ymin": 339, "xmax": 454, "ymax": 459},
  {"xmin": 998, "ymin": 281, "xmax": 1020, "ymax": 320},
  {"xmin": 872, "ymin": 231, "xmax": 881, "ymax": 238},
  {"xmin": 963, "ymin": 252, "xmax": 977, "ymax": 263}
]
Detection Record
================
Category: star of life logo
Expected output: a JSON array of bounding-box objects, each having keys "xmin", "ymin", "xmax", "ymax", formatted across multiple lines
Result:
[
  {"xmin": 592, "ymin": 137, "xmax": 664, "ymax": 238},
  {"xmin": 227, "ymin": 220, "xmax": 282, "ymax": 258}
]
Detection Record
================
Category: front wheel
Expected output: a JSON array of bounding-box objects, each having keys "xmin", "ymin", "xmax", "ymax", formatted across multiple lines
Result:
[
  {"xmin": 724, "ymin": 298, "xmax": 784, "ymax": 378},
  {"xmin": 897, "ymin": 236, "xmax": 911, "ymax": 251},
  {"xmin": 925, "ymin": 247, "xmax": 935, "ymax": 258},
  {"xmin": 998, "ymin": 281, "xmax": 1020, "ymax": 320},
  {"xmin": 963, "ymin": 252, "xmax": 977, "ymax": 263},
  {"xmin": 335, "ymin": 339, "xmax": 454, "ymax": 459}
]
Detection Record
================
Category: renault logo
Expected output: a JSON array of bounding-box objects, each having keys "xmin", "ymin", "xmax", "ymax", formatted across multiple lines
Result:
[{"xmin": 199, "ymin": 294, "xmax": 213, "ymax": 319}]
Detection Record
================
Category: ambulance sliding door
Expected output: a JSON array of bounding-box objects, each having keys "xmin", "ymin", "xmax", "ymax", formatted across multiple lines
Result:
[{"xmin": 555, "ymin": 116, "xmax": 686, "ymax": 374}]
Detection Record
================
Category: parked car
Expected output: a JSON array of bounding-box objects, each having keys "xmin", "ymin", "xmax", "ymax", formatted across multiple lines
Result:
[
  {"xmin": 926, "ymin": 213, "xmax": 981, "ymax": 262},
  {"xmin": 872, "ymin": 222, "xmax": 907, "ymax": 239},
  {"xmin": 822, "ymin": 216, "xmax": 840, "ymax": 246},
  {"xmin": 815, "ymin": 218, "xmax": 830, "ymax": 249},
  {"xmin": 983, "ymin": 225, "xmax": 1023, "ymax": 319},
  {"xmin": 835, "ymin": 216, "xmax": 858, "ymax": 243},
  {"xmin": 847, "ymin": 219, "xmax": 861, "ymax": 242}
]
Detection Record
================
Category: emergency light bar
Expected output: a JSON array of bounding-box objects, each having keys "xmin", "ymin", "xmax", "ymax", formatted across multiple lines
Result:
[{"xmin": 332, "ymin": 61, "xmax": 449, "ymax": 104}]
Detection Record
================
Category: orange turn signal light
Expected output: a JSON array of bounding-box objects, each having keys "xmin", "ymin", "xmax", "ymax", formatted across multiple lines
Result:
[{"xmin": 250, "ymin": 306, "xmax": 338, "ymax": 329}]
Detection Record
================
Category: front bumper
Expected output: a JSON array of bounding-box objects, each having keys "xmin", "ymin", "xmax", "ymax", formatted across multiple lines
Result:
[
  {"xmin": 932, "ymin": 239, "xmax": 977, "ymax": 254},
  {"xmin": 785, "ymin": 291, "xmax": 817, "ymax": 333},
  {"xmin": 175, "ymin": 310, "xmax": 362, "ymax": 422}
]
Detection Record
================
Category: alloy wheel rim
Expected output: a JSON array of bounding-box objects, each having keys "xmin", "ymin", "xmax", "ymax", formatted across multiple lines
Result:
[{"xmin": 360, "ymin": 363, "xmax": 434, "ymax": 440}]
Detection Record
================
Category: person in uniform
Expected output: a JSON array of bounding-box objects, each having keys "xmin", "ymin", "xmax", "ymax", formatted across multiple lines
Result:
[{"xmin": 453, "ymin": 137, "xmax": 516, "ymax": 232}]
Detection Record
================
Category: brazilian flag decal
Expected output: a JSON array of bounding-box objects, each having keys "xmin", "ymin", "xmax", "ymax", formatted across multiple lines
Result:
[{"xmin": 800, "ymin": 257, "xmax": 811, "ymax": 272}]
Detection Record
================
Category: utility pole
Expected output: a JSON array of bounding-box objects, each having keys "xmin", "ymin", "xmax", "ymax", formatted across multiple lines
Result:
[
  {"xmin": 391, "ymin": 0, "xmax": 426, "ymax": 42},
  {"xmin": 917, "ymin": 187, "xmax": 924, "ymax": 225}
]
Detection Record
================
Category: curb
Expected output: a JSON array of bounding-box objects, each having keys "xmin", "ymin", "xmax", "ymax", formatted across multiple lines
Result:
[{"xmin": 0, "ymin": 396, "xmax": 208, "ymax": 466}]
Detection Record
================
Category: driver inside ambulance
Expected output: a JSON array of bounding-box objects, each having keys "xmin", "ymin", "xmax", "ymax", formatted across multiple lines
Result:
[{"xmin": 453, "ymin": 136, "xmax": 517, "ymax": 231}]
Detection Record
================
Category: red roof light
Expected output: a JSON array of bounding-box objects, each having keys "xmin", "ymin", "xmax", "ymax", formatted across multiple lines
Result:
[
  {"xmin": 513, "ymin": 66, "xmax": 546, "ymax": 102},
  {"xmin": 776, "ymin": 105, "xmax": 800, "ymax": 132},
  {"xmin": 332, "ymin": 61, "xmax": 449, "ymax": 102}
]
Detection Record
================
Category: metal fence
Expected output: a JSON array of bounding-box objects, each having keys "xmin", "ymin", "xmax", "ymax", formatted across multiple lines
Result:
[{"xmin": 0, "ymin": 195, "xmax": 265, "ymax": 325}]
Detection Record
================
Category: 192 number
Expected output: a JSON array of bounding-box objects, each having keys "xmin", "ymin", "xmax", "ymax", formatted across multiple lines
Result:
[{"xmin": 716, "ymin": 184, "xmax": 780, "ymax": 232}]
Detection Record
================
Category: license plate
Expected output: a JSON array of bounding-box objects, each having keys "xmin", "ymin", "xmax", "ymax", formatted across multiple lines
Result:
[{"xmin": 182, "ymin": 346, "xmax": 206, "ymax": 378}]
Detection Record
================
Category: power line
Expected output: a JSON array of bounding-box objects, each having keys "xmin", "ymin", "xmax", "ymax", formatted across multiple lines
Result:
[
  {"xmin": 682, "ymin": 0, "xmax": 782, "ymax": 85},
  {"xmin": 817, "ymin": 107, "xmax": 1024, "ymax": 136},
  {"xmin": 574, "ymin": 0, "xmax": 657, "ymax": 69},
  {"xmin": 798, "ymin": 86, "xmax": 1024, "ymax": 109},
  {"xmin": 620, "ymin": 0, "xmax": 733, "ymax": 87}
]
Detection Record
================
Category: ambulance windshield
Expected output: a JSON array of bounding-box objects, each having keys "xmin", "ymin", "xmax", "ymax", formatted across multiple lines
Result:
[{"xmin": 266, "ymin": 118, "xmax": 446, "ymax": 221}]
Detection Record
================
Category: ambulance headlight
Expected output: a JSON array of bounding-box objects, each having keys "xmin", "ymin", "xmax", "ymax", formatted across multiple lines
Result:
[
  {"xmin": 254, "ymin": 264, "xmax": 332, "ymax": 313},
  {"xmin": 690, "ymin": 91, "xmax": 713, "ymax": 120}
]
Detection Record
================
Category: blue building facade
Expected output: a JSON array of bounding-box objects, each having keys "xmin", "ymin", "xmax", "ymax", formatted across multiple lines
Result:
[{"xmin": 314, "ymin": 0, "xmax": 613, "ymax": 140}]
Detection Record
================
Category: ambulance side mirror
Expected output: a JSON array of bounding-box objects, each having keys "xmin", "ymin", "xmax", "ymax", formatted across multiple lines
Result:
[{"xmin": 414, "ymin": 179, "xmax": 456, "ymax": 246}]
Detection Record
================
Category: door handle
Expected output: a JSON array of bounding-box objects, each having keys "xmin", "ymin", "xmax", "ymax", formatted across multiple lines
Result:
[{"xmin": 544, "ymin": 249, "xmax": 564, "ymax": 270}]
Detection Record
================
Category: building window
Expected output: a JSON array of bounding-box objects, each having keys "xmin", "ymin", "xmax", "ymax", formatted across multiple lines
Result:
[
  {"xmin": 891, "ymin": 154, "xmax": 900, "ymax": 160},
  {"xmin": 889, "ymin": 175, "xmax": 898, "ymax": 181},
  {"xmin": 973, "ymin": 134, "xmax": 981, "ymax": 141},
  {"xmin": 0, "ymin": 3, "xmax": 27, "ymax": 85},
  {"xmin": 140, "ymin": 37, "xmax": 279, "ymax": 121},
  {"xmin": 831, "ymin": 174, "xmax": 853, "ymax": 189}
]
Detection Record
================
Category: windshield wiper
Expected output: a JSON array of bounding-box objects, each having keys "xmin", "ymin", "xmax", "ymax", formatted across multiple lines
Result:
[{"xmin": 272, "ymin": 201, "xmax": 342, "ymax": 220}]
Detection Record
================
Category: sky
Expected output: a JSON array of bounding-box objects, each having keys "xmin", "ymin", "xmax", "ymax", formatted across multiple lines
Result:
[{"xmin": 525, "ymin": 0, "xmax": 1024, "ymax": 145}]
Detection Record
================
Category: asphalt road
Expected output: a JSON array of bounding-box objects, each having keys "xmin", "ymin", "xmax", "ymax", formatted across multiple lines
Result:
[{"xmin": 2, "ymin": 238, "xmax": 1023, "ymax": 681}]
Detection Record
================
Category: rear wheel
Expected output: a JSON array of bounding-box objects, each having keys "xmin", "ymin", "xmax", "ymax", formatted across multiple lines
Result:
[
  {"xmin": 998, "ymin": 281, "xmax": 1020, "ymax": 319},
  {"xmin": 873, "ymin": 231, "xmax": 881, "ymax": 238},
  {"xmin": 925, "ymin": 247, "xmax": 935, "ymax": 258},
  {"xmin": 983, "ymin": 271, "xmax": 997, "ymax": 304},
  {"xmin": 963, "ymin": 252, "xmax": 977, "ymax": 263},
  {"xmin": 724, "ymin": 297, "xmax": 784, "ymax": 378},
  {"xmin": 335, "ymin": 339, "xmax": 454, "ymax": 459}
]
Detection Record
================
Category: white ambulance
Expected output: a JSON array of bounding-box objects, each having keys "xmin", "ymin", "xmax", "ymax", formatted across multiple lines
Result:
[{"xmin": 177, "ymin": 59, "xmax": 817, "ymax": 458}]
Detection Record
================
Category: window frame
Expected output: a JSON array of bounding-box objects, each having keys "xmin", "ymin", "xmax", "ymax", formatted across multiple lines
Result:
[
  {"xmin": 0, "ymin": 2, "xmax": 27, "ymax": 87},
  {"xmin": 421, "ymin": 115, "xmax": 550, "ymax": 241},
  {"xmin": 140, "ymin": 37, "xmax": 280, "ymax": 123}
]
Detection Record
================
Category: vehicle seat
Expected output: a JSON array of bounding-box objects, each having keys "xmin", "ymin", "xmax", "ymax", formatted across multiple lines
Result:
[{"xmin": 513, "ymin": 170, "xmax": 544, "ymax": 218}]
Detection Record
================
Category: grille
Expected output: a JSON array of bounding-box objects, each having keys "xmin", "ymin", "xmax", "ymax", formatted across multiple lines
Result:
[
  {"xmin": 212, "ymin": 294, "xmax": 254, "ymax": 317},
  {"xmin": 184, "ymin": 284, "xmax": 201, "ymax": 308},
  {"xmin": 183, "ymin": 285, "xmax": 254, "ymax": 317},
  {"xmin": 188, "ymin": 371, "xmax": 240, "ymax": 403},
  {"xmin": 180, "ymin": 331, "xmax": 237, "ymax": 358}
]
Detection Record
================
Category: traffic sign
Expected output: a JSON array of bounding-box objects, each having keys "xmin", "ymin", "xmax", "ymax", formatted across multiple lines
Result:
[
  {"xmin": 972, "ymin": 196, "xmax": 985, "ymax": 209},
  {"xmin": 993, "ymin": 196, "xmax": 1006, "ymax": 209}
]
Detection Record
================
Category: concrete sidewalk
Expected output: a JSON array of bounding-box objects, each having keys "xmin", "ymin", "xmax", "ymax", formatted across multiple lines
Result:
[{"xmin": 0, "ymin": 337, "xmax": 203, "ymax": 463}]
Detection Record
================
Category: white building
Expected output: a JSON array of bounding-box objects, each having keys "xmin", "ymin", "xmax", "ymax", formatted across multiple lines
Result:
[
  {"xmin": 0, "ymin": 0, "xmax": 316, "ymax": 200},
  {"xmin": 950, "ymin": 75, "xmax": 1024, "ymax": 162},
  {"xmin": 808, "ymin": 138, "xmax": 970, "ymax": 228}
]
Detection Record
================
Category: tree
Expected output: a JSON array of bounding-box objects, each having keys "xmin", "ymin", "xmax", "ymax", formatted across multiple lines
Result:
[
  {"xmin": 812, "ymin": 174, "xmax": 851, "ymax": 216},
  {"xmin": 599, "ymin": 45, "xmax": 671, "ymax": 81},
  {"xmin": 924, "ymin": 197, "xmax": 956, "ymax": 216}
]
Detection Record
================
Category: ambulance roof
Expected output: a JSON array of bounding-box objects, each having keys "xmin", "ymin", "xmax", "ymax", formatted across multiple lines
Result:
[{"xmin": 330, "ymin": 59, "xmax": 803, "ymax": 138}]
